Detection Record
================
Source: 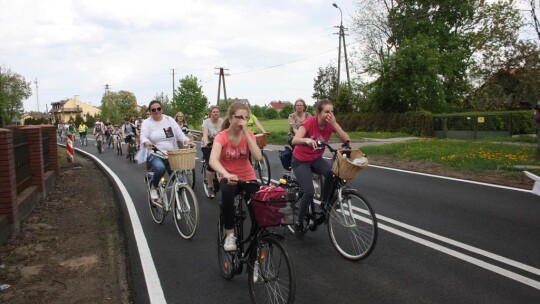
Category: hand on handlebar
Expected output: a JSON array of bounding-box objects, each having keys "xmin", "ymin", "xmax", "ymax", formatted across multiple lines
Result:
[{"xmin": 222, "ymin": 174, "xmax": 238, "ymax": 185}]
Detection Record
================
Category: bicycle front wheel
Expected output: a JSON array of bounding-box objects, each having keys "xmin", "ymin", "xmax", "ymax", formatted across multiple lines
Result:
[
  {"xmin": 181, "ymin": 169, "xmax": 196, "ymax": 189},
  {"xmin": 217, "ymin": 216, "xmax": 238, "ymax": 280},
  {"xmin": 173, "ymin": 184, "xmax": 199, "ymax": 239},
  {"xmin": 255, "ymin": 152, "xmax": 271, "ymax": 185},
  {"xmin": 146, "ymin": 174, "xmax": 165, "ymax": 224},
  {"xmin": 248, "ymin": 235, "xmax": 295, "ymax": 304},
  {"xmin": 327, "ymin": 190, "xmax": 377, "ymax": 261}
]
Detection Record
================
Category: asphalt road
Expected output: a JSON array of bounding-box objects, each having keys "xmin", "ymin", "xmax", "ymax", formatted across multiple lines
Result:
[{"xmin": 70, "ymin": 136, "xmax": 540, "ymax": 304}]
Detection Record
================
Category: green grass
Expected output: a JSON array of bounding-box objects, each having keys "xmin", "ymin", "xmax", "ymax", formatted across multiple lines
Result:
[{"xmin": 361, "ymin": 138, "xmax": 540, "ymax": 174}]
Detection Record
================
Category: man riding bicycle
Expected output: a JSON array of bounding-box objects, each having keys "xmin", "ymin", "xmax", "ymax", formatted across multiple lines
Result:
[
  {"xmin": 93, "ymin": 118, "xmax": 106, "ymax": 147},
  {"xmin": 201, "ymin": 106, "xmax": 223, "ymax": 198},
  {"xmin": 122, "ymin": 117, "xmax": 138, "ymax": 157},
  {"xmin": 78, "ymin": 121, "xmax": 88, "ymax": 144}
]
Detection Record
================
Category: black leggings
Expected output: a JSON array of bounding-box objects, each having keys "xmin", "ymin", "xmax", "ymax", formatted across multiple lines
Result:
[
  {"xmin": 291, "ymin": 156, "xmax": 334, "ymax": 224},
  {"xmin": 220, "ymin": 180, "xmax": 259, "ymax": 230}
]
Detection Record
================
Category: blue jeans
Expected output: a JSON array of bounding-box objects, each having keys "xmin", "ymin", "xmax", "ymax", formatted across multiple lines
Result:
[{"xmin": 147, "ymin": 155, "xmax": 172, "ymax": 188}]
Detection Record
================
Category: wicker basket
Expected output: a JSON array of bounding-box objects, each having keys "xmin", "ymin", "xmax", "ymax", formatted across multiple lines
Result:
[
  {"xmin": 167, "ymin": 147, "xmax": 196, "ymax": 170},
  {"xmin": 331, "ymin": 149, "xmax": 368, "ymax": 180},
  {"xmin": 255, "ymin": 134, "xmax": 269, "ymax": 149}
]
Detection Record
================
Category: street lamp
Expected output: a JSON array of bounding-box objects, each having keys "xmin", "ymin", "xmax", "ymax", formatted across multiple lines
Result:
[{"xmin": 332, "ymin": 3, "xmax": 351, "ymax": 100}]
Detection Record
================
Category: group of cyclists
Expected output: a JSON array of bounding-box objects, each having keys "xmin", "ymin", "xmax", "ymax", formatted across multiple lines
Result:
[{"xmin": 139, "ymin": 97, "xmax": 349, "ymax": 250}]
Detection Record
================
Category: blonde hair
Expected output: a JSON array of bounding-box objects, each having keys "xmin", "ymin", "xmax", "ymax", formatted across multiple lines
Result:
[
  {"xmin": 221, "ymin": 102, "xmax": 250, "ymax": 130},
  {"xmin": 175, "ymin": 112, "xmax": 186, "ymax": 123}
]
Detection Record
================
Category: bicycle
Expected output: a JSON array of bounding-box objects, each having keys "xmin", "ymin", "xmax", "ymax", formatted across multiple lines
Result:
[
  {"xmin": 106, "ymin": 132, "xmax": 113, "ymax": 149},
  {"xmin": 126, "ymin": 136, "xmax": 137, "ymax": 163},
  {"xmin": 95, "ymin": 133, "xmax": 103, "ymax": 154},
  {"xmin": 252, "ymin": 133, "xmax": 271, "ymax": 185},
  {"xmin": 79, "ymin": 132, "xmax": 88, "ymax": 146},
  {"xmin": 284, "ymin": 141, "xmax": 378, "ymax": 261},
  {"xmin": 114, "ymin": 134, "xmax": 123, "ymax": 156},
  {"xmin": 201, "ymin": 142, "xmax": 220, "ymax": 198},
  {"xmin": 145, "ymin": 147, "xmax": 199, "ymax": 239},
  {"xmin": 217, "ymin": 179, "xmax": 295, "ymax": 303}
]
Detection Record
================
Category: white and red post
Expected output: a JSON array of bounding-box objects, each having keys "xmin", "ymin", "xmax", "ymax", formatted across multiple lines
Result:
[{"xmin": 66, "ymin": 133, "xmax": 74, "ymax": 163}]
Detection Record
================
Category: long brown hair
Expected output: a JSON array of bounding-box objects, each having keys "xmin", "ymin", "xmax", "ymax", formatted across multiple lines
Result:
[
  {"xmin": 315, "ymin": 99, "xmax": 333, "ymax": 114},
  {"xmin": 221, "ymin": 102, "xmax": 250, "ymax": 130}
]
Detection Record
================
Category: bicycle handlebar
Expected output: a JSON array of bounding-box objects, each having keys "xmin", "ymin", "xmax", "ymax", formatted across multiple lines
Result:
[{"xmin": 315, "ymin": 140, "xmax": 351, "ymax": 153}]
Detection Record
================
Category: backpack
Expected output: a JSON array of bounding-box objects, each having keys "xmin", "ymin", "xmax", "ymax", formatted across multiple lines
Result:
[
  {"xmin": 279, "ymin": 146, "xmax": 292, "ymax": 170},
  {"xmin": 251, "ymin": 185, "xmax": 293, "ymax": 227},
  {"xmin": 95, "ymin": 123, "xmax": 102, "ymax": 133}
]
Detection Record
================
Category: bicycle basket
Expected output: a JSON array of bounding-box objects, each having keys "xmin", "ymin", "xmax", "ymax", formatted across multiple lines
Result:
[
  {"xmin": 251, "ymin": 185, "xmax": 293, "ymax": 227},
  {"xmin": 255, "ymin": 134, "xmax": 268, "ymax": 149},
  {"xmin": 331, "ymin": 149, "xmax": 368, "ymax": 180},
  {"xmin": 167, "ymin": 147, "xmax": 196, "ymax": 170}
]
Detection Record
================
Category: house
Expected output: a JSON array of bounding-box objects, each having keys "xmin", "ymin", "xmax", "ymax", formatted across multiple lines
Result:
[
  {"xmin": 50, "ymin": 95, "xmax": 100, "ymax": 123},
  {"xmin": 268, "ymin": 100, "xmax": 291, "ymax": 111},
  {"xmin": 21, "ymin": 112, "xmax": 53, "ymax": 125}
]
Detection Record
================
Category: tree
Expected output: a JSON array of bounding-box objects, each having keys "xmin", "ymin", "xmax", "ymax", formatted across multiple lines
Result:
[
  {"xmin": 526, "ymin": 0, "xmax": 540, "ymax": 40},
  {"xmin": 100, "ymin": 90, "xmax": 138, "ymax": 124},
  {"xmin": 0, "ymin": 67, "xmax": 31, "ymax": 126},
  {"xmin": 264, "ymin": 108, "xmax": 278, "ymax": 120},
  {"xmin": 351, "ymin": 0, "xmax": 522, "ymax": 112},
  {"xmin": 312, "ymin": 65, "xmax": 338, "ymax": 101},
  {"xmin": 173, "ymin": 75, "xmax": 209, "ymax": 128},
  {"xmin": 280, "ymin": 104, "xmax": 293, "ymax": 119},
  {"xmin": 153, "ymin": 92, "xmax": 173, "ymax": 116},
  {"xmin": 251, "ymin": 105, "xmax": 264, "ymax": 118}
]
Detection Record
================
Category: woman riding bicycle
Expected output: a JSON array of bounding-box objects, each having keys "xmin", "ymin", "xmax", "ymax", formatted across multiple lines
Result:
[
  {"xmin": 139, "ymin": 100, "xmax": 192, "ymax": 200},
  {"xmin": 209, "ymin": 102, "xmax": 262, "ymax": 251},
  {"xmin": 290, "ymin": 99, "xmax": 350, "ymax": 239},
  {"xmin": 201, "ymin": 106, "xmax": 224, "ymax": 198}
]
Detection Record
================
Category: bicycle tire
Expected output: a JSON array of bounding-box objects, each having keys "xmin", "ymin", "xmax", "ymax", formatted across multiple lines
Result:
[
  {"xmin": 202, "ymin": 162, "xmax": 212, "ymax": 198},
  {"xmin": 173, "ymin": 184, "xmax": 199, "ymax": 239},
  {"xmin": 248, "ymin": 235, "xmax": 296, "ymax": 304},
  {"xmin": 182, "ymin": 169, "xmax": 195, "ymax": 189},
  {"xmin": 312, "ymin": 174, "xmax": 322, "ymax": 201},
  {"xmin": 327, "ymin": 190, "xmax": 378, "ymax": 261},
  {"xmin": 97, "ymin": 140, "xmax": 102, "ymax": 154},
  {"xmin": 255, "ymin": 152, "xmax": 271, "ymax": 185},
  {"xmin": 146, "ymin": 174, "xmax": 166, "ymax": 224},
  {"xmin": 217, "ymin": 216, "xmax": 238, "ymax": 280}
]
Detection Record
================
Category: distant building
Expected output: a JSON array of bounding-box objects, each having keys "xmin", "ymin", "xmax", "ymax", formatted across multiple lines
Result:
[
  {"xmin": 21, "ymin": 112, "xmax": 54, "ymax": 125},
  {"xmin": 50, "ymin": 95, "xmax": 100, "ymax": 123},
  {"xmin": 268, "ymin": 100, "xmax": 291, "ymax": 111}
]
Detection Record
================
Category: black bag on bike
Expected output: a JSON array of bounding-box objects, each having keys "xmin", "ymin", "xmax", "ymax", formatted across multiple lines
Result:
[{"xmin": 279, "ymin": 146, "xmax": 292, "ymax": 170}]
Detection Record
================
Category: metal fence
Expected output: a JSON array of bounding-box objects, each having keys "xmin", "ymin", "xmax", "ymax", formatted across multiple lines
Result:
[{"xmin": 13, "ymin": 129, "xmax": 31, "ymax": 194}]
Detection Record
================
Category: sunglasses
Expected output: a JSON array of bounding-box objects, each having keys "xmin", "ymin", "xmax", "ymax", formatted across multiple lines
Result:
[
  {"xmin": 150, "ymin": 107, "xmax": 162, "ymax": 112},
  {"xmin": 177, "ymin": 116, "xmax": 184, "ymax": 118},
  {"xmin": 232, "ymin": 115, "xmax": 247, "ymax": 120}
]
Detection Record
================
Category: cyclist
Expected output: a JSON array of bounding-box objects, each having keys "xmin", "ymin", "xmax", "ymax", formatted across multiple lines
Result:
[
  {"xmin": 104, "ymin": 118, "xmax": 113, "ymax": 145},
  {"xmin": 175, "ymin": 111, "xmax": 194, "ymax": 142},
  {"xmin": 135, "ymin": 116, "xmax": 143, "ymax": 147},
  {"xmin": 139, "ymin": 100, "xmax": 192, "ymax": 200},
  {"xmin": 93, "ymin": 118, "xmax": 106, "ymax": 147},
  {"xmin": 121, "ymin": 117, "xmax": 137, "ymax": 157},
  {"xmin": 78, "ymin": 121, "xmax": 88, "ymax": 144},
  {"xmin": 246, "ymin": 105, "xmax": 267, "ymax": 134},
  {"xmin": 201, "ymin": 106, "xmax": 223, "ymax": 198},
  {"xmin": 209, "ymin": 102, "xmax": 262, "ymax": 251},
  {"xmin": 67, "ymin": 121, "xmax": 76, "ymax": 136},
  {"xmin": 290, "ymin": 99, "xmax": 350, "ymax": 239},
  {"xmin": 111, "ymin": 124, "xmax": 122, "ymax": 153}
]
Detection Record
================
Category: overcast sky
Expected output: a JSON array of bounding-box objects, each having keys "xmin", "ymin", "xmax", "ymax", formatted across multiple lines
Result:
[{"xmin": 1, "ymin": 0, "xmax": 357, "ymax": 112}]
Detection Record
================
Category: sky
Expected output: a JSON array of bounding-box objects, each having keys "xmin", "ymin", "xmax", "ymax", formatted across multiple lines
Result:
[{"xmin": 0, "ymin": 0, "xmax": 357, "ymax": 112}]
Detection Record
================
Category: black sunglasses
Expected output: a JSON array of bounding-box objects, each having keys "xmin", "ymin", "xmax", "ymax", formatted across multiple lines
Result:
[{"xmin": 150, "ymin": 107, "xmax": 162, "ymax": 112}]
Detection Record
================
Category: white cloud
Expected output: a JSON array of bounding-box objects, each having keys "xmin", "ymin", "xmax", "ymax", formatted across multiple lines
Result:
[{"xmin": 0, "ymin": 0, "xmax": 355, "ymax": 111}]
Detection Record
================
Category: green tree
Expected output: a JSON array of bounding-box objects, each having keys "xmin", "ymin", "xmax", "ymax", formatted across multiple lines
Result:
[
  {"xmin": 154, "ymin": 92, "xmax": 173, "ymax": 116},
  {"xmin": 100, "ymin": 90, "xmax": 138, "ymax": 124},
  {"xmin": 251, "ymin": 105, "xmax": 264, "ymax": 118},
  {"xmin": 280, "ymin": 104, "xmax": 294, "ymax": 119},
  {"xmin": 85, "ymin": 112, "xmax": 96, "ymax": 128},
  {"xmin": 312, "ymin": 64, "xmax": 338, "ymax": 101},
  {"xmin": 173, "ymin": 75, "xmax": 209, "ymax": 127},
  {"xmin": 264, "ymin": 108, "xmax": 278, "ymax": 120},
  {"xmin": 0, "ymin": 67, "xmax": 31, "ymax": 126}
]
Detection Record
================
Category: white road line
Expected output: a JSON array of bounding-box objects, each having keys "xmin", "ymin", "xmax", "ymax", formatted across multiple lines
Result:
[
  {"xmin": 380, "ymin": 223, "xmax": 540, "ymax": 290},
  {"xmin": 377, "ymin": 214, "xmax": 540, "ymax": 277},
  {"xmin": 74, "ymin": 148, "xmax": 166, "ymax": 304}
]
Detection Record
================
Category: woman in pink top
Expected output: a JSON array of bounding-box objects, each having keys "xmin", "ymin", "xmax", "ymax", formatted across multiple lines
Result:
[
  {"xmin": 290, "ymin": 99, "xmax": 350, "ymax": 239},
  {"xmin": 209, "ymin": 102, "xmax": 262, "ymax": 251}
]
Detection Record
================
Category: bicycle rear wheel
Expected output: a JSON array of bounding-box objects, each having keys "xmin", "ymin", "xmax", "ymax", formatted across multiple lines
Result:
[
  {"xmin": 248, "ymin": 235, "xmax": 295, "ymax": 304},
  {"xmin": 255, "ymin": 152, "xmax": 271, "ymax": 185},
  {"xmin": 181, "ymin": 169, "xmax": 196, "ymax": 189},
  {"xmin": 217, "ymin": 216, "xmax": 238, "ymax": 280},
  {"xmin": 97, "ymin": 140, "xmax": 102, "ymax": 154},
  {"xmin": 146, "ymin": 174, "xmax": 165, "ymax": 224},
  {"xmin": 327, "ymin": 190, "xmax": 377, "ymax": 261},
  {"xmin": 173, "ymin": 184, "xmax": 199, "ymax": 239}
]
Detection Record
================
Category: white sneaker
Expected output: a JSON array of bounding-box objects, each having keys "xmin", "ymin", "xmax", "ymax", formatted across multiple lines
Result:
[
  {"xmin": 253, "ymin": 260, "xmax": 260, "ymax": 283},
  {"xmin": 150, "ymin": 188, "xmax": 159, "ymax": 200},
  {"xmin": 224, "ymin": 235, "xmax": 237, "ymax": 251}
]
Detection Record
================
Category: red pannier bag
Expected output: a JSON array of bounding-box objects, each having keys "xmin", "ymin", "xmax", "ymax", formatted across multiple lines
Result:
[{"xmin": 251, "ymin": 185, "xmax": 293, "ymax": 227}]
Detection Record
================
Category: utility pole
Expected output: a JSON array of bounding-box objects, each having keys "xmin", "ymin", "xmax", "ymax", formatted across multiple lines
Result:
[
  {"xmin": 215, "ymin": 67, "xmax": 229, "ymax": 106},
  {"xmin": 35, "ymin": 77, "xmax": 39, "ymax": 112},
  {"xmin": 171, "ymin": 68, "xmax": 175, "ymax": 98},
  {"xmin": 333, "ymin": 3, "xmax": 351, "ymax": 99},
  {"xmin": 104, "ymin": 84, "xmax": 110, "ymax": 95}
]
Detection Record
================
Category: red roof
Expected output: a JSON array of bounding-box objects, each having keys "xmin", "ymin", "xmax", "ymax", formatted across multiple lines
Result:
[{"xmin": 269, "ymin": 101, "xmax": 291, "ymax": 110}]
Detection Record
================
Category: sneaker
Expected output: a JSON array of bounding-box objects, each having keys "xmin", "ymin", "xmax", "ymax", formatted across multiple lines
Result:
[
  {"xmin": 224, "ymin": 235, "xmax": 237, "ymax": 251},
  {"xmin": 252, "ymin": 260, "xmax": 260, "ymax": 283},
  {"xmin": 150, "ymin": 187, "xmax": 159, "ymax": 200},
  {"xmin": 294, "ymin": 222, "xmax": 305, "ymax": 240},
  {"xmin": 208, "ymin": 187, "xmax": 216, "ymax": 199}
]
